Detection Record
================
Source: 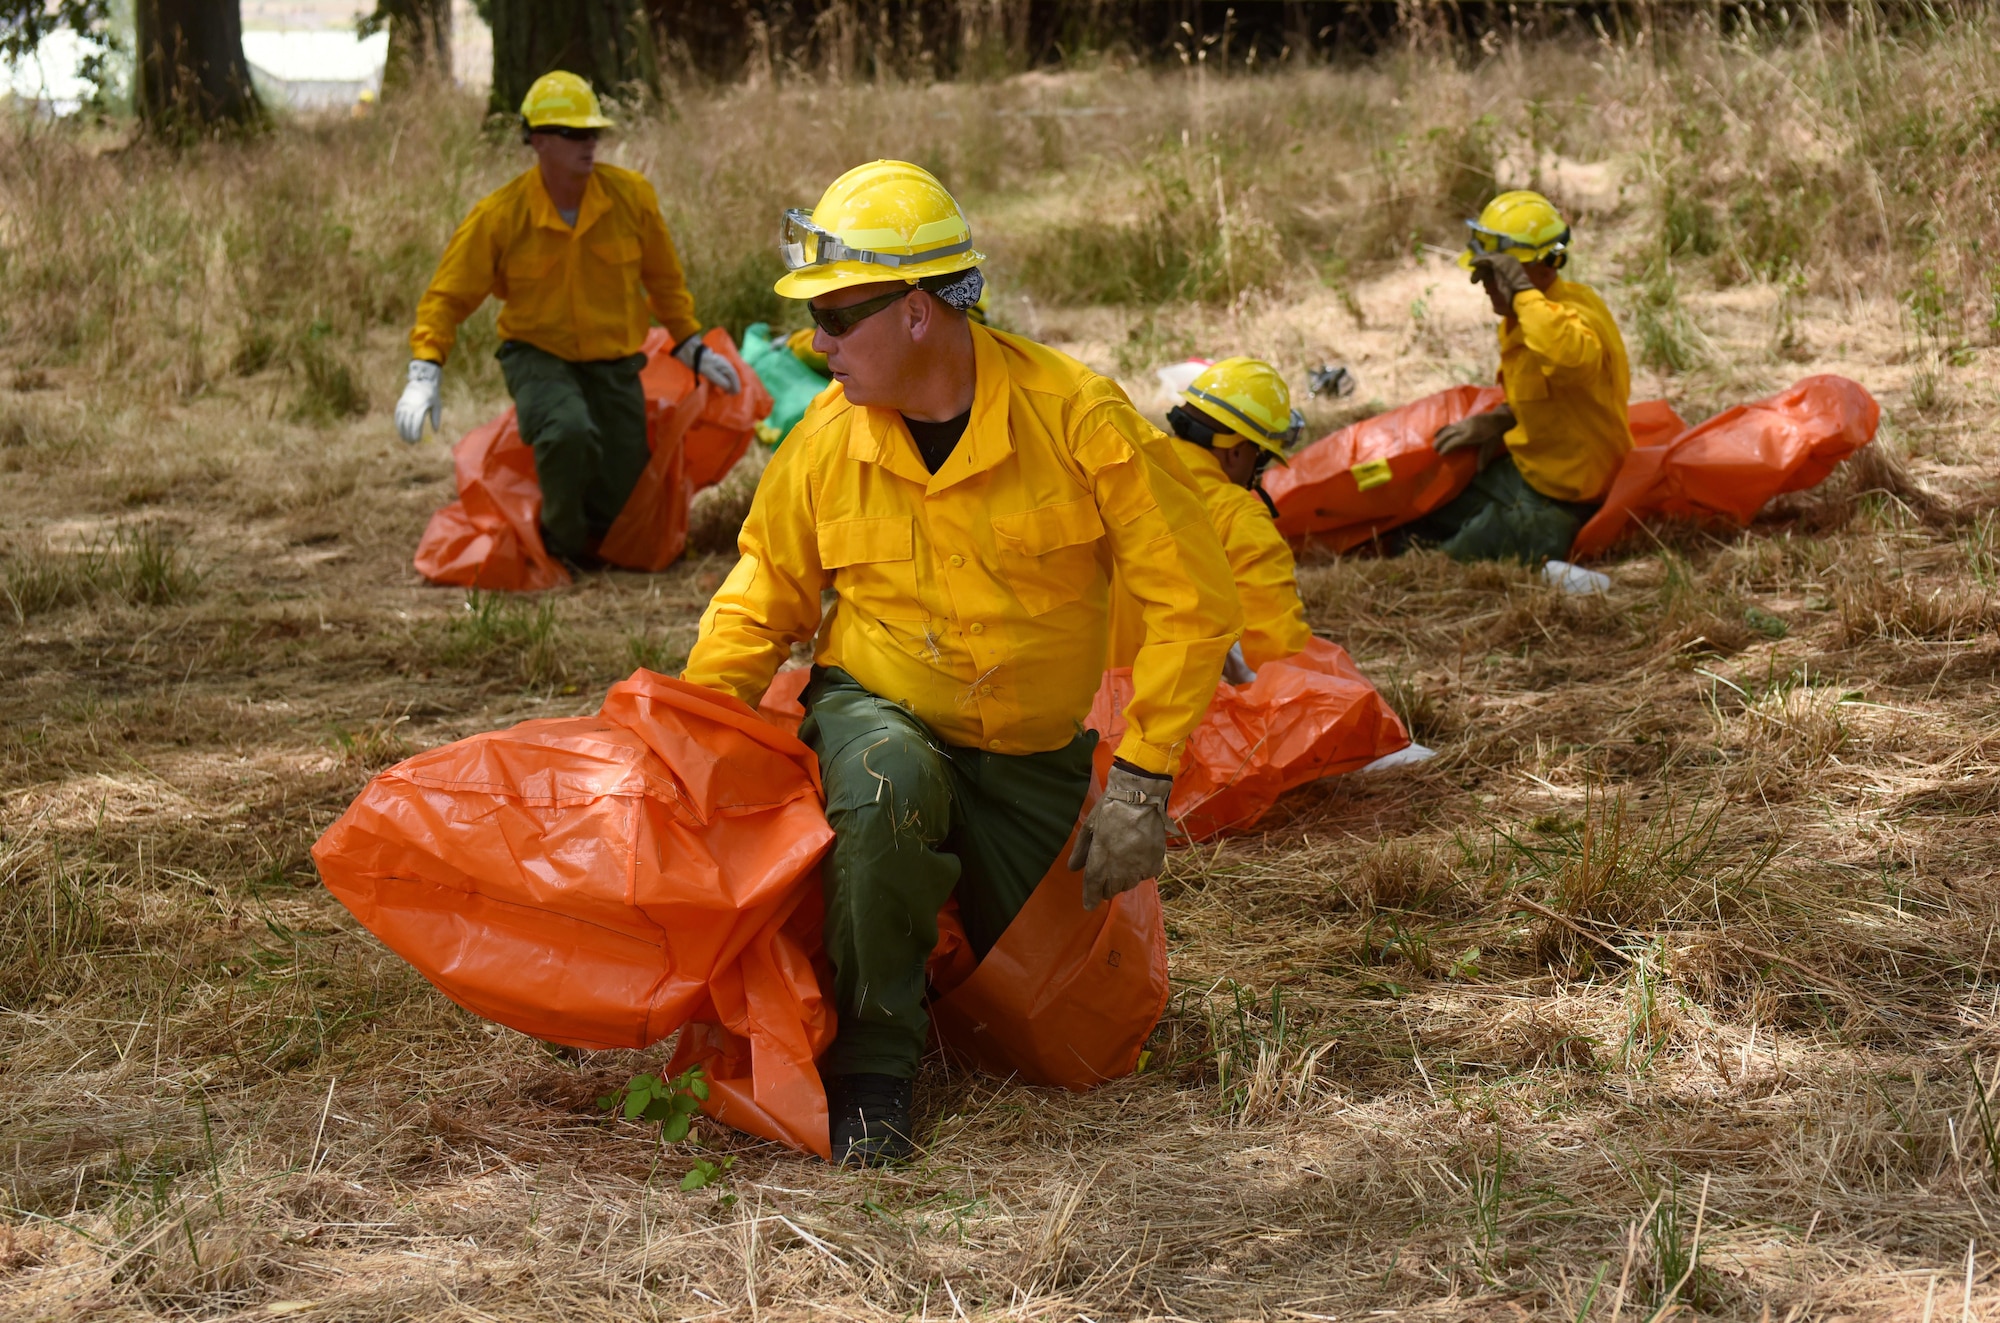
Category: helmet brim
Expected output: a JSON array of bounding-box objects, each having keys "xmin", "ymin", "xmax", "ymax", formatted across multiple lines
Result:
[{"xmin": 529, "ymin": 113, "xmax": 615, "ymax": 130}]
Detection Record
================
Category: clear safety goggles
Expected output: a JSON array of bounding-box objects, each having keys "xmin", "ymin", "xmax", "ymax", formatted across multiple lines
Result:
[
  {"xmin": 1464, "ymin": 218, "xmax": 1570, "ymax": 261},
  {"xmin": 780, "ymin": 208, "xmax": 976, "ymax": 273},
  {"xmin": 1185, "ymin": 384, "xmax": 1305, "ymax": 451}
]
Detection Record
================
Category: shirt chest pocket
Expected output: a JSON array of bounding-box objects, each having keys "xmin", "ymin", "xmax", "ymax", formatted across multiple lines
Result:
[
  {"xmin": 819, "ymin": 515, "xmax": 926, "ymax": 621},
  {"xmin": 990, "ymin": 496, "xmax": 1105, "ymax": 616},
  {"xmin": 588, "ymin": 235, "xmax": 641, "ymax": 269},
  {"xmin": 503, "ymin": 242, "xmax": 562, "ymax": 290}
]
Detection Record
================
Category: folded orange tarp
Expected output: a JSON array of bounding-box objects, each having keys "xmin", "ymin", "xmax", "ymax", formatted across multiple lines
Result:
[
  {"xmin": 1266, "ymin": 377, "xmax": 1877, "ymax": 561},
  {"xmin": 313, "ymin": 670, "xmax": 838, "ymax": 1156},
  {"xmin": 1086, "ymin": 637, "xmax": 1412, "ymax": 843},
  {"xmin": 1569, "ymin": 374, "xmax": 1880, "ymax": 559},
  {"xmin": 316, "ymin": 667, "xmax": 1168, "ymax": 1159},
  {"xmin": 1265, "ymin": 389, "xmax": 1685, "ymax": 553},
  {"xmin": 1264, "ymin": 384, "xmax": 1503, "ymax": 553},
  {"xmin": 414, "ymin": 328, "xmax": 770, "ymax": 590}
]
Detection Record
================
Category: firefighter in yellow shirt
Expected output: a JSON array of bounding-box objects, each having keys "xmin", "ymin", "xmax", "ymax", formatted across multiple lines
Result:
[
  {"xmin": 393, "ymin": 72, "xmax": 741, "ymax": 566},
  {"xmin": 1411, "ymin": 191, "xmax": 1632, "ymax": 563},
  {"xmin": 1109, "ymin": 357, "xmax": 1312, "ymax": 680},
  {"xmin": 679, "ymin": 161, "xmax": 1240, "ymax": 1166}
]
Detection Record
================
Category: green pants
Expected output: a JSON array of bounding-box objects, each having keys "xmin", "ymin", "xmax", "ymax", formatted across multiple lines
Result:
[
  {"xmin": 496, "ymin": 340, "xmax": 650, "ymax": 561},
  {"xmin": 799, "ymin": 666, "xmax": 1095, "ymax": 1080},
  {"xmin": 1402, "ymin": 453, "xmax": 1598, "ymax": 564}
]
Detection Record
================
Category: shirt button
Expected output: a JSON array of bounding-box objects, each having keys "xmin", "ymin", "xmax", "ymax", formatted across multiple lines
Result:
[
  {"xmin": 989, "ymin": 740, "xmax": 1002, "ymax": 750},
  {"xmin": 980, "ymin": 685, "xmax": 994, "ymax": 696},
  {"xmin": 948, "ymin": 555, "xmax": 965, "ymax": 568},
  {"xmin": 969, "ymin": 622, "xmax": 984, "ymax": 635}
]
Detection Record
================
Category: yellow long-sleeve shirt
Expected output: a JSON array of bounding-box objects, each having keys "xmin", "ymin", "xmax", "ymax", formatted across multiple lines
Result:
[
  {"xmin": 409, "ymin": 164, "xmax": 701, "ymax": 365},
  {"xmin": 682, "ymin": 324, "xmax": 1242, "ymax": 776},
  {"xmin": 1109, "ymin": 441, "xmax": 1312, "ymax": 671},
  {"xmin": 1499, "ymin": 277, "xmax": 1632, "ymax": 503}
]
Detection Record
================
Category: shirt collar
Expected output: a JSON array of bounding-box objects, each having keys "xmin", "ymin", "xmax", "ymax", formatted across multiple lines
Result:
[{"xmin": 527, "ymin": 166, "xmax": 608, "ymax": 236}]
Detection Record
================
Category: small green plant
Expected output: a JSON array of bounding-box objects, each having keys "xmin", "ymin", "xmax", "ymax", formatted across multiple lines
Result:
[
  {"xmin": 0, "ymin": 526, "xmax": 202, "ymax": 621},
  {"xmin": 626, "ymin": 632, "xmax": 685, "ymax": 675},
  {"xmin": 1465, "ymin": 1129, "xmax": 1510, "ymax": 1278},
  {"xmin": 680, "ymin": 1154, "xmax": 736, "ymax": 1193},
  {"xmin": 599, "ymin": 1065, "xmax": 711, "ymax": 1145},
  {"xmin": 114, "ymin": 526, "xmax": 203, "ymax": 606},
  {"xmin": 1963, "ymin": 509, "xmax": 2000, "ymax": 587},
  {"xmin": 442, "ymin": 590, "xmax": 566, "ymax": 687},
  {"xmin": 599, "ymin": 1066, "xmax": 737, "ymax": 1198},
  {"xmin": 1620, "ymin": 946, "xmax": 1670, "ymax": 1075},
  {"xmin": 328, "ymin": 714, "xmax": 413, "ymax": 771},
  {"xmin": 1643, "ymin": 1172, "xmax": 1711, "ymax": 1313},
  {"xmin": 1772, "ymin": 259, "xmax": 1810, "ymax": 359},
  {"xmin": 1742, "ymin": 604, "xmax": 1789, "ymax": 638}
]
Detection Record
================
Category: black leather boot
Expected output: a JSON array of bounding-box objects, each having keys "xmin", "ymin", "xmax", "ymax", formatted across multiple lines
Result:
[{"xmin": 827, "ymin": 1073, "xmax": 915, "ymax": 1167}]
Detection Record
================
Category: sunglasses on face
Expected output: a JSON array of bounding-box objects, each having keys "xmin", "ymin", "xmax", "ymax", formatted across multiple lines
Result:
[
  {"xmin": 535, "ymin": 126, "xmax": 601, "ymax": 142},
  {"xmin": 808, "ymin": 287, "xmax": 912, "ymax": 338}
]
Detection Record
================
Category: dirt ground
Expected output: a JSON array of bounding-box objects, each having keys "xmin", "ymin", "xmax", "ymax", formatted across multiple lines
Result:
[{"xmin": 6, "ymin": 86, "xmax": 2000, "ymax": 1323}]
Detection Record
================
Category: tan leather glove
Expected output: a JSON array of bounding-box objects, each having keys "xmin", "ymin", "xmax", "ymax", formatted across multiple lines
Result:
[
  {"xmin": 1068, "ymin": 762, "xmax": 1171, "ymax": 909},
  {"xmin": 1433, "ymin": 406, "xmax": 1516, "ymax": 457},
  {"xmin": 1470, "ymin": 251, "xmax": 1536, "ymax": 305}
]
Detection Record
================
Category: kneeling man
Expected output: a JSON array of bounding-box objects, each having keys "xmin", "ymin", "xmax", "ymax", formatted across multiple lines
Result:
[
  {"xmin": 1413, "ymin": 190, "xmax": 1632, "ymax": 564},
  {"xmin": 681, "ymin": 161, "xmax": 1240, "ymax": 1165}
]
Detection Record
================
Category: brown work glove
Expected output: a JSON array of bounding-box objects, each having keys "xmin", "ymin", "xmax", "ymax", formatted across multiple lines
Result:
[
  {"xmin": 1470, "ymin": 251, "xmax": 1537, "ymax": 306},
  {"xmin": 1432, "ymin": 406, "xmax": 1516, "ymax": 459},
  {"xmin": 1068, "ymin": 761, "xmax": 1171, "ymax": 909}
]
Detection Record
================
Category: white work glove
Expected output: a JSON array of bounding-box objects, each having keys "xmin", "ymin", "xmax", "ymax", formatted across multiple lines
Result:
[
  {"xmin": 395, "ymin": 359, "xmax": 443, "ymax": 443},
  {"xmin": 674, "ymin": 334, "xmax": 742, "ymax": 394},
  {"xmin": 1068, "ymin": 763, "xmax": 1171, "ymax": 909},
  {"xmin": 1221, "ymin": 641, "xmax": 1257, "ymax": 686}
]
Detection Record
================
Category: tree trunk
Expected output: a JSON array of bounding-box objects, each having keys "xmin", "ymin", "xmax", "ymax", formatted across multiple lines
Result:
[
  {"xmin": 380, "ymin": 0, "xmax": 454, "ymax": 93},
  {"xmin": 134, "ymin": 0, "xmax": 260, "ymax": 134},
  {"xmin": 488, "ymin": 0, "xmax": 657, "ymax": 120}
]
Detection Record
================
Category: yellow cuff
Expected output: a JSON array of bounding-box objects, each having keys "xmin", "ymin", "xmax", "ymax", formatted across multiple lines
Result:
[{"xmin": 1113, "ymin": 734, "xmax": 1179, "ymax": 778}]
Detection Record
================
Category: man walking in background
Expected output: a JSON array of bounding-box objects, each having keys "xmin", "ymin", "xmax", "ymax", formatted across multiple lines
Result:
[
  {"xmin": 680, "ymin": 161, "xmax": 1241, "ymax": 1166},
  {"xmin": 1412, "ymin": 190, "xmax": 1632, "ymax": 563},
  {"xmin": 394, "ymin": 71, "xmax": 741, "ymax": 567}
]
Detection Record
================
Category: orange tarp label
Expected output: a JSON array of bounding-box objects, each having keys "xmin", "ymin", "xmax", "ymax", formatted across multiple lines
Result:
[{"xmin": 1350, "ymin": 457, "xmax": 1394, "ymax": 492}]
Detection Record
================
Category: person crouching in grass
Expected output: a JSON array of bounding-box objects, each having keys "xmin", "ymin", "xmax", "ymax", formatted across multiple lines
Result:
[
  {"xmin": 1406, "ymin": 190, "xmax": 1632, "ymax": 564},
  {"xmin": 679, "ymin": 160, "xmax": 1242, "ymax": 1166}
]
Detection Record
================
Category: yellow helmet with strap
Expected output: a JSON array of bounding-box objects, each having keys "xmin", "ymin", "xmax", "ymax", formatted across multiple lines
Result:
[
  {"xmin": 520, "ymin": 71, "xmax": 614, "ymax": 131},
  {"xmin": 1458, "ymin": 190, "xmax": 1570, "ymax": 271},
  {"xmin": 775, "ymin": 160, "xmax": 985, "ymax": 300},
  {"xmin": 1177, "ymin": 357, "xmax": 1301, "ymax": 462}
]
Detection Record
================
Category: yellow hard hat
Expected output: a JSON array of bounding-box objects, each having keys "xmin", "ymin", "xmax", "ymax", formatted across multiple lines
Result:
[
  {"xmin": 1179, "ymin": 357, "xmax": 1302, "ymax": 461},
  {"xmin": 775, "ymin": 160, "xmax": 984, "ymax": 300},
  {"xmin": 520, "ymin": 71, "xmax": 614, "ymax": 131},
  {"xmin": 1458, "ymin": 190, "xmax": 1570, "ymax": 271}
]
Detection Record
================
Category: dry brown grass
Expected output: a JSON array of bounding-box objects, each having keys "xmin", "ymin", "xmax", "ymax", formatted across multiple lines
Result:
[{"xmin": 7, "ymin": 12, "xmax": 2000, "ymax": 1321}]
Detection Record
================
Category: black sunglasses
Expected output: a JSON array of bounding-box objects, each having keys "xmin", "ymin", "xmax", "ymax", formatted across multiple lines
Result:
[
  {"xmin": 534, "ymin": 126, "xmax": 601, "ymax": 142},
  {"xmin": 808, "ymin": 287, "xmax": 912, "ymax": 338}
]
